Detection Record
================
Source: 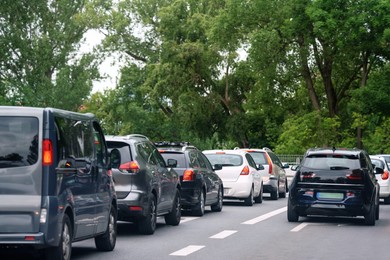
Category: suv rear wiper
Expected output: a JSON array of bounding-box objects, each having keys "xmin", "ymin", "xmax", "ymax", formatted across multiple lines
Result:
[{"xmin": 330, "ymin": 166, "xmax": 350, "ymax": 170}]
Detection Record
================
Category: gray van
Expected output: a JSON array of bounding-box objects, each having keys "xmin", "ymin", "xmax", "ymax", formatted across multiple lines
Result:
[{"xmin": 0, "ymin": 106, "xmax": 117, "ymax": 260}]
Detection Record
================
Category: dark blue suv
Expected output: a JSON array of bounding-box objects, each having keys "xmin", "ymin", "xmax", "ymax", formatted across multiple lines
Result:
[{"xmin": 288, "ymin": 148, "xmax": 381, "ymax": 225}]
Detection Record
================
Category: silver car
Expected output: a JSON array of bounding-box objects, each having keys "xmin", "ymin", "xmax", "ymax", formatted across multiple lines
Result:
[{"xmin": 370, "ymin": 155, "xmax": 390, "ymax": 204}]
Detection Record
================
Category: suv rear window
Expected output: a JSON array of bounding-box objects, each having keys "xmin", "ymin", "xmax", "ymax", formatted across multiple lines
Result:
[
  {"xmin": 205, "ymin": 154, "xmax": 243, "ymax": 166},
  {"xmin": 0, "ymin": 116, "xmax": 39, "ymax": 168},
  {"xmin": 303, "ymin": 154, "xmax": 360, "ymax": 170}
]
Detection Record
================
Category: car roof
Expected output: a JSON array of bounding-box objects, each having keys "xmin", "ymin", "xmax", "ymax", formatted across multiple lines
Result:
[
  {"xmin": 105, "ymin": 134, "xmax": 150, "ymax": 143},
  {"xmin": 203, "ymin": 149, "xmax": 248, "ymax": 155},
  {"xmin": 305, "ymin": 147, "xmax": 362, "ymax": 156}
]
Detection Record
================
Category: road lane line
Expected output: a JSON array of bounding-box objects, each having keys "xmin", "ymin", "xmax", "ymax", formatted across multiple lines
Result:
[
  {"xmin": 170, "ymin": 245, "xmax": 205, "ymax": 256},
  {"xmin": 180, "ymin": 217, "xmax": 200, "ymax": 223},
  {"xmin": 241, "ymin": 207, "xmax": 287, "ymax": 225},
  {"xmin": 290, "ymin": 223, "xmax": 309, "ymax": 232},
  {"xmin": 209, "ymin": 230, "xmax": 237, "ymax": 239}
]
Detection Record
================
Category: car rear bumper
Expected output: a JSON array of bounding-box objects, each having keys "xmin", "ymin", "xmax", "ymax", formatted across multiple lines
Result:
[
  {"xmin": 0, "ymin": 233, "xmax": 46, "ymax": 248},
  {"xmin": 180, "ymin": 186, "xmax": 201, "ymax": 207},
  {"xmin": 117, "ymin": 190, "xmax": 149, "ymax": 220},
  {"xmin": 263, "ymin": 178, "xmax": 278, "ymax": 192},
  {"xmin": 289, "ymin": 187, "xmax": 371, "ymax": 217},
  {"xmin": 379, "ymin": 184, "xmax": 390, "ymax": 198},
  {"xmin": 223, "ymin": 181, "xmax": 252, "ymax": 199}
]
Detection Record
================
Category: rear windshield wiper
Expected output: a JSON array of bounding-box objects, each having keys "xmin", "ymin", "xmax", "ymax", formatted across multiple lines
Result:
[{"xmin": 330, "ymin": 166, "xmax": 350, "ymax": 170}]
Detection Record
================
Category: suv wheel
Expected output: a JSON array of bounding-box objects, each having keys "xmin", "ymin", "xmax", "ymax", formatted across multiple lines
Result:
[
  {"xmin": 271, "ymin": 183, "xmax": 279, "ymax": 200},
  {"xmin": 192, "ymin": 190, "xmax": 205, "ymax": 216},
  {"xmin": 138, "ymin": 194, "xmax": 157, "ymax": 234},
  {"xmin": 279, "ymin": 181, "xmax": 287, "ymax": 198},
  {"xmin": 287, "ymin": 199, "xmax": 299, "ymax": 222},
  {"xmin": 211, "ymin": 186, "xmax": 223, "ymax": 212},
  {"xmin": 244, "ymin": 187, "xmax": 254, "ymax": 206},
  {"xmin": 45, "ymin": 214, "xmax": 72, "ymax": 260},
  {"xmin": 384, "ymin": 197, "xmax": 390, "ymax": 204},
  {"xmin": 165, "ymin": 189, "xmax": 181, "ymax": 226},
  {"xmin": 95, "ymin": 206, "xmax": 117, "ymax": 251}
]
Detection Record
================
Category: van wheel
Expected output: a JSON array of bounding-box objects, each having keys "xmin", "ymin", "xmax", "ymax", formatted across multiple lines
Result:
[
  {"xmin": 165, "ymin": 189, "xmax": 181, "ymax": 226},
  {"xmin": 95, "ymin": 206, "xmax": 117, "ymax": 251},
  {"xmin": 384, "ymin": 197, "xmax": 390, "ymax": 204},
  {"xmin": 192, "ymin": 190, "xmax": 205, "ymax": 216},
  {"xmin": 211, "ymin": 186, "xmax": 223, "ymax": 212},
  {"xmin": 45, "ymin": 215, "xmax": 72, "ymax": 260},
  {"xmin": 138, "ymin": 194, "xmax": 157, "ymax": 234}
]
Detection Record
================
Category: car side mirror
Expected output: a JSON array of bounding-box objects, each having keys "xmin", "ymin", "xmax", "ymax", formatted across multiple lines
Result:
[
  {"xmin": 167, "ymin": 159, "xmax": 177, "ymax": 168},
  {"xmin": 257, "ymin": 164, "xmax": 265, "ymax": 170},
  {"xmin": 291, "ymin": 165, "xmax": 298, "ymax": 171},
  {"xmin": 213, "ymin": 164, "xmax": 223, "ymax": 171},
  {"xmin": 282, "ymin": 163, "xmax": 290, "ymax": 169},
  {"xmin": 375, "ymin": 167, "xmax": 384, "ymax": 175}
]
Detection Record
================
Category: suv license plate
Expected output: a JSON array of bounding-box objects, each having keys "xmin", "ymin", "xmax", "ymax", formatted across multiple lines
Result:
[{"xmin": 316, "ymin": 192, "xmax": 344, "ymax": 200}]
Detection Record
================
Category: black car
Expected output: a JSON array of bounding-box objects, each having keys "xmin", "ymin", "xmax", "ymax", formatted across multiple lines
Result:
[
  {"xmin": 155, "ymin": 141, "xmax": 224, "ymax": 216},
  {"xmin": 288, "ymin": 147, "xmax": 381, "ymax": 225},
  {"xmin": 106, "ymin": 135, "xmax": 181, "ymax": 235}
]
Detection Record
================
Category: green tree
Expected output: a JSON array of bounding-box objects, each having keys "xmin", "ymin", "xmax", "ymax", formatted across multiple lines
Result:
[{"xmin": 0, "ymin": 0, "xmax": 102, "ymax": 110}]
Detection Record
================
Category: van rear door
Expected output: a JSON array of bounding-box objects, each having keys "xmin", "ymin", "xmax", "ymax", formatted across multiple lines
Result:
[{"xmin": 0, "ymin": 114, "xmax": 42, "ymax": 233}]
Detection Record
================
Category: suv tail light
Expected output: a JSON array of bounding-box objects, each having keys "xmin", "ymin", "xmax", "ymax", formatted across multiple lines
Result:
[
  {"xmin": 301, "ymin": 172, "xmax": 315, "ymax": 180},
  {"xmin": 382, "ymin": 170, "xmax": 389, "ymax": 180},
  {"xmin": 42, "ymin": 139, "xmax": 53, "ymax": 166},
  {"xmin": 346, "ymin": 170, "xmax": 363, "ymax": 181},
  {"xmin": 240, "ymin": 166, "xmax": 250, "ymax": 175},
  {"xmin": 265, "ymin": 153, "xmax": 273, "ymax": 174},
  {"xmin": 183, "ymin": 169, "xmax": 195, "ymax": 181},
  {"xmin": 119, "ymin": 161, "xmax": 140, "ymax": 173}
]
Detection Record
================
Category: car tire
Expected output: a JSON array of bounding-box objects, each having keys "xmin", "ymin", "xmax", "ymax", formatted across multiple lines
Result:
[
  {"xmin": 287, "ymin": 198, "xmax": 299, "ymax": 222},
  {"xmin": 279, "ymin": 181, "xmax": 287, "ymax": 198},
  {"xmin": 165, "ymin": 189, "xmax": 181, "ymax": 226},
  {"xmin": 45, "ymin": 214, "xmax": 72, "ymax": 260},
  {"xmin": 271, "ymin": 183, "xmax": 279, "ymax": 200},
  {"xmin": 138, "ymin": 194, "xmax": 157, "ymax": 235},
  {"xmin": 192, "ymin": 190, "xmax": 205, "ymax": 216},
  {"xmin": 364, "ymin": 203, "xmax": 376, "ymax": 226},
  {"xmin": 384, "ymin": 197, "xmax": 390, "ymax": 205},
  {"xmin": 95, "ymin": 206, "xmax": 117, "ymax": 251},
  {"xmin": 254, "ymin": 184, "xmax": 263, "ymax": 204},
  {"xmin": 244, "ymin": 187, "xmax": 254, "ymax": 206},
  {"xmin": 211, "ymin": 186, "xmax": 223, "ymax": 212}
]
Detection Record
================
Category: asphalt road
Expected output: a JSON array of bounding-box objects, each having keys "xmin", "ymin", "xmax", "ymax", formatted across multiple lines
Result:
[{"xmin": 3, "ymin": 195, "xmax": 390, "ymax": 260}]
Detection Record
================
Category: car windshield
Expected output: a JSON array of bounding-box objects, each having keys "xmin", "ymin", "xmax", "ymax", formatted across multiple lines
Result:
[
  {"xmin": 302, "ymin": 154, "xmax": 360, "ymax": 170},
  {"xmin": 248, "ymin": 152, "xmax": 268, "ymax": 165},
  {"xmin": 204, "ymin": 154, "xmax": 243, "ymax": 166},
  {"xmin": 371, "ymin": 158, "xmax": 385, "ymax": 170},
  {"xmin": 160, "ymin": 153, "xmax": 186, "ymax": 168},
  {"xmin": 0, "ymin": 116, "xmax": 39, "ymax": 168}
]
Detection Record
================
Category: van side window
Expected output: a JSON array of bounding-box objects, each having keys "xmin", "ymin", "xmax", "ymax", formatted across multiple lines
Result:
[
  {"xmin": 93, "ymin": 122, "xmax": 107, "ymax": 165},
  {"xmin": 55, "ymin": 117, "xmax": 94, "ymax": 166}
]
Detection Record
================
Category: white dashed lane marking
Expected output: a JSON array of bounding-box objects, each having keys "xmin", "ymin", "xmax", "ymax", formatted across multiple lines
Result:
[
  {"xmin": 209, "ymin": 230, "xmax": 237, "ymax": 239},
  {"xmin": 180, "ymin": 217, "xmax": 200, "ymax": 223},
  {"xmin": 170, "ymin": 245, "xmax": 205, "ymax": 256},
  {"xmin": 241, "ymin": 207, "xmax": 287, "ymax": 225},
  {"xmin": 290, "ymin": 223, "xmax": 309, "ymax": 232}
]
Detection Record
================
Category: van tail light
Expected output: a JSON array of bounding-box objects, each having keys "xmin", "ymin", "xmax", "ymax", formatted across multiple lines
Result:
[
  {"xmin": 119, "ymin": 161, "xmax": 140, "ymax": 173},
  {"xmin": 183, "ymin": 169, "xmax": 195, "ymax": 181},
  {"xmin": 265, "ymin": 153, "xmax": 273, "ymax": 174},
  {"xmin": 240, "ymin": 166, "xmax": 250, "ymax": 175},
  {"xmin": 382, "ymin": 170, "xmax": 389, "ymax": 180},
  {"xmin": 42, "ymin": 139, "xmax": 53, "ymax": 166},
  {"xmin": 347, "ymin": 170, "xmax": 363, "ymax": 181}
]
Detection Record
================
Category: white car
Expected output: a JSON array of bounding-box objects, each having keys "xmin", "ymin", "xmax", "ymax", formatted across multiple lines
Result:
[
  {"xmin": 203, "ymin": 150, "xmax": 263, "ymax": 206},
  {"xmin": 370, "ymin": 155, "xmax": 390, "ymax": 204}
]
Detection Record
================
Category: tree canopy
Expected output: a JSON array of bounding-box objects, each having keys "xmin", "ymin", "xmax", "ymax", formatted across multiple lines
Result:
[{"xmin": 1, "ymin": 0, "xmax": 390, "ymax": 154}]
